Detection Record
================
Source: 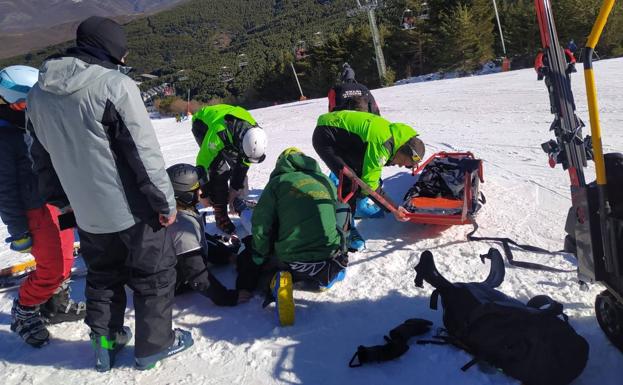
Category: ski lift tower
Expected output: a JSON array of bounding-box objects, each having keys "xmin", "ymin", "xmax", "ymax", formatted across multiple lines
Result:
[
  {"xmin": 491, "ymin": 0, "xmax": 511, "ymax": 71},
  {"xmin": 355, "ymin": 0, "xmax": 387, "ymax": 84}
]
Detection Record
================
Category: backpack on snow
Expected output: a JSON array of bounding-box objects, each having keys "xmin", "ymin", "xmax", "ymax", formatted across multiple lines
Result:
[
  {"xmin": 402, "ymin": 152, "xmax": 484, "ymax": 225},
  {"xmin": 414, "ymin": 248, "xmax": 589, "ymax": 385}
]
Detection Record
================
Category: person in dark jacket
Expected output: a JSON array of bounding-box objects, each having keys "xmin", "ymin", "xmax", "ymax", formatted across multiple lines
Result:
[
  {"xmin": 26, "ymin": 16, "xmax": 192, "ymax": 372},
  {"xmin": 313, "ymin": 110, "xmax": 424, "ymax": 251},
  {"xmin": 192, "ymin": 104, "xmax": 267, "ymax": 235},
  {"xmin": 235, "ymin": 148, "xmax": 350, "ymax": 326},
  {"xmin": 1, "ymin": 65, "xmax": 85, "ymax": 349},
  {"xmin": 327, "ymin": 63, "xmax": 380, "ymax": 115}
]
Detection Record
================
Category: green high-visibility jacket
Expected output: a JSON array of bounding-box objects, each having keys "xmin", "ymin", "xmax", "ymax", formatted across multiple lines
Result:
[
  {"xmin": 193, "ymin": 104, "xmax": 256, "ymax": 171},
  {"xmin": 316, "ymin": 110, "xmax": 418, "ymax": 191}
]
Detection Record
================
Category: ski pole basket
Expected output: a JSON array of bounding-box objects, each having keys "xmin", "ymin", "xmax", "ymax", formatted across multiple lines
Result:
[{"xmin": 402, "ymin": 152, "xmax": 484, "ymax": 226}]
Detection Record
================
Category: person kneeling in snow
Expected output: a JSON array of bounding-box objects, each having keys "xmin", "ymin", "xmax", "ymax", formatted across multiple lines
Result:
[
  {"xmin": 235, "ymin": 148, "xmax": 350, "ymax": 326},
  {"xmin": 166, "ymin": 163, "xmax": 251, "ymax": 306},
  {"xmin": 313, "ymin": 110, "xmax": 425, "ymax": 251}
]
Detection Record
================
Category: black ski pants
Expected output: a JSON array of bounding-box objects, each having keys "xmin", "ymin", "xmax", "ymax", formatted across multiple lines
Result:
[
  {"xmin": 312, "ymin": 125, "xmax": 365, "ymax": 210},
  {"xmin": 78, "ymin": 220, "xmax": 176, "ymax": 358}
]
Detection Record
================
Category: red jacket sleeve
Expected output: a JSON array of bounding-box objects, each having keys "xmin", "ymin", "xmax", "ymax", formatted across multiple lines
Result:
[{"xmin": 328, "ymin": 88, "xmax": 336, "ymax": 112}]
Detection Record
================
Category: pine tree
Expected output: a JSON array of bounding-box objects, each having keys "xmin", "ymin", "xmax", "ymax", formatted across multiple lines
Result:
[{"xmin": 439, "ymin": 3, "xmax": 482, "ymax": 73}]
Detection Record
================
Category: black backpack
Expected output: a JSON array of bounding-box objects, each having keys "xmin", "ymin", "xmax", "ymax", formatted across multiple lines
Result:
[{"xmin": 414, "ymin": 248, "xmax": 589, "ymax": 385}]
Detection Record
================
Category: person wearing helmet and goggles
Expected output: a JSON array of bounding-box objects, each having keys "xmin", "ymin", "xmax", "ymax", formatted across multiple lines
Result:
[
  {"xmin": 1, "ymin": 65, "xmax": 86, "ymax": 348},
  {"xmin": 192, "ymin": 104, "xmax": 267, "ymax": 235}
]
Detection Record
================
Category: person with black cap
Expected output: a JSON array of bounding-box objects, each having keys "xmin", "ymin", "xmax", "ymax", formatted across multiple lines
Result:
[
  {"xmin": 313, "ymin": 110, "xmax": 424, "ymax": 251},
  {"xmin": 327, "ymin": 63, "xmax": 380, "ymax": 115},
  {"xmin": 26, "ymin": 16, "xmax": 193, "ymax": 371}
]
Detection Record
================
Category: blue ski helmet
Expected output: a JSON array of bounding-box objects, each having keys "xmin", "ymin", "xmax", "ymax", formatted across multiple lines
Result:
[{"xmin": 0, "ymin": 65, "xmax": 39, "ymax": 103}]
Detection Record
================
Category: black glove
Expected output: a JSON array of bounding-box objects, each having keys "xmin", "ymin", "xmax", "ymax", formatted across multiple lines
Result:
[
  {"xmin": 389, "ymin": 318, "xmax": 433, "ymax": 343},
  {"xmin": 566, "ymin": 62, "xmax": 577, "ymax": 74},
  {"xmin": 349, "ymin": 336, "xmax": 409, "ymax": 368},
  {"xmin": 204, "ymin": 274, "xmax": 238, "ymax": 306}
]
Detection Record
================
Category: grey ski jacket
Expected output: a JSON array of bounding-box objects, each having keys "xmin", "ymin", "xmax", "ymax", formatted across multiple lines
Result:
[{"xmin": 27, "ymin": 55, "xmax": 176, "ymax": 234}]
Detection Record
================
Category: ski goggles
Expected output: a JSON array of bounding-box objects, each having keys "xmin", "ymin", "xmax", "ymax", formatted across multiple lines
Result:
[{"xmin": 0, "ymin": 76, "xmax": 31, "ymax": 95}]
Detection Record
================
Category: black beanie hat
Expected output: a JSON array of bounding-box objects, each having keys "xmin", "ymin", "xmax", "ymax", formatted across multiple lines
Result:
[
  {"xmin": 76, "ymin": 16, "xmax": 128, "ymax": 63},
  {"xmin": 341, "ymin": 63, "xmax": 356, "ymax": 82}
]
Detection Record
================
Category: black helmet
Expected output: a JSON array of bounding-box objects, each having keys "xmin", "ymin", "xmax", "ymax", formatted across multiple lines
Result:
[{"xmin": 166, "ymin": 163, "xmax": 201, "ymax": 206}]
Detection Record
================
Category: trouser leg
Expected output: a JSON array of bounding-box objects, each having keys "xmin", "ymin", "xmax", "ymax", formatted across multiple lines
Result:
[
  {"xmin": 18, "ymin": 205, "xmax": 75, "ymax": 306},
  {"xmin": 79, "ymin": 228, "xmax": 128, "ymax": 338},
  {"xmin": 121, "ymin": 221, "xmax": 176, "ymax": 358}
]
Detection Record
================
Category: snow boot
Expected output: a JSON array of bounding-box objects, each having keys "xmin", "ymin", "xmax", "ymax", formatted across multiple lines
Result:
[
  {"xmin": 40, "ymin": 280, "xmax": 86, "ymax": 324},
  {"xmin": 135, "ymin": 328, "xmax": 194, "ymax": 371},
  {"xmin": 213, "ymin": 204, "xmax": 235, "ymax": 234},
  {"xmin": 349, "ymin": 222, "xmax": 366, "ymax": 252},
  {"xmin": 270, "ymin": 271, "xmax": 295, "ymax": 326},
  {"xmin": 91, "ymin": 326, "xmax": 133, "ymax": 372},
  {"xmin": 10, "ymin": 299, "xmax": 50, "ymax": 348},
  {"xmin": 6, "ymin": 233, "xmax": 32, "ymax": 253}
]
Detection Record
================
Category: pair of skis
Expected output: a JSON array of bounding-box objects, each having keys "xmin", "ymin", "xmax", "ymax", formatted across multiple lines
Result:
[
  {"xmin": 0, "ymin": 243, "xmax": 86, "ymax": 292},
  {"xmin": 534, "ymin": 0, "xmax": 598, "ymax": 281}
]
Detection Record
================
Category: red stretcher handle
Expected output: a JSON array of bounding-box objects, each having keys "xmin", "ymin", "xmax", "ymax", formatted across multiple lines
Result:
[{"xmin": 339, "ymin": 166, "xmax": 399, "ymax": 214}]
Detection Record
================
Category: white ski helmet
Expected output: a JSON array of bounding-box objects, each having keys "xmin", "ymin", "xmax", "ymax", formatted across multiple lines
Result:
[
  {"xmin": 242, "ymin": 126, "xmax": 267, "ymax": 163},
  {"xmin": 0, "ymin": 65, "xmax": 39, "ymax": 103}
]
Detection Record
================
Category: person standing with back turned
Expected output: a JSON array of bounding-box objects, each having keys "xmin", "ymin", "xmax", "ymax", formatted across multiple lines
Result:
[{"xmin": 26, "ymin": 16, "xmax": 193, "ymax": 372}]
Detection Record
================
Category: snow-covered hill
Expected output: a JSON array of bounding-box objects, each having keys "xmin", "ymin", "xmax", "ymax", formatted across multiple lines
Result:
[{"xmin": 1, "ymin": 59, "xmax": 623, "ymax": 385}]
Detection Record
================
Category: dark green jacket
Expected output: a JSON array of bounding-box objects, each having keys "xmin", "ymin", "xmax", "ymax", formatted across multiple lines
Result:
[
  {"xmin": 252, "ymin": 152, "xmax": 341, "ymax": 264},
  {"xmin": 316, "ymin": 110, "xmax": 418, "ymax": 191}
]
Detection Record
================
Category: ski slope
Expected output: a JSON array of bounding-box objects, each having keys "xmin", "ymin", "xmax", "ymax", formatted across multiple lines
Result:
[{"xmin": 2, "ymin": 59, "xmax": 623, "ymax": 385}]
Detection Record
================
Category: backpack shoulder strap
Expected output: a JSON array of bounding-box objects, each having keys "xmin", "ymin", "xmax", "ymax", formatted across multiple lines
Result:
[
  {"xmin": 481, "ymin": 248, "xmax": 506, "ymax": 288},
  {"xmin": 414, "ymin": 250, "xmax": 453, "ymax": 290}
]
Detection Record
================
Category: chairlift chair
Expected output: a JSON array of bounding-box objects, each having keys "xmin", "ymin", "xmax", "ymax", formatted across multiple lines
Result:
[
  {"xmin": 294, "ymin": 40, "xmax": 310, "ymax": 61},
  {"xmin": 401, "ymin": 8, "xmax": 416, "ymax": 30},
  {"xmin": 418, "ymin": 2, "xmax": 430, "ymax": 20},
  {"xmin": 312, "ymin": 32, "xmax": 324, "ymax": 48},
  {"xmin": 237, "ymin": 54, "xmax": 248, "ymax": 69},
  {"xmin": 219, "ymin": 66, "xmax": 234, "ymax": 83}
]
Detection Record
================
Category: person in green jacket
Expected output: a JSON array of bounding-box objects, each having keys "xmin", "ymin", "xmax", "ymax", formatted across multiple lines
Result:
[
  {"xmin": 235, "ymin": 147, "xmax": 350, "ymax": 326},
  {"xmin": 312, "ymin": 110, "xmax": 425, "ymax": 250},
  {"xmin": 192, "ymin": 104, "xmax": 267, "ymax": 234}
]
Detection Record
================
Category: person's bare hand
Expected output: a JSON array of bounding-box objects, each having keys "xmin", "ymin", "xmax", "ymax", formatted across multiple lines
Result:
[
  {"xmin": 237, "ymin": 290, "xmax": 253, "ymax": 303},
  {"xmin": 159, "ymin": 212, "xmax": 177, "ymax": 227},
  {"xmin": 199, "ymin": 196, "xmax": 213, "ymax": 208},
  {"xmin": 393, "ymin": 206, "xmax": 410, "ymax": 222},
  {"xmin": 228, "ymin": 188, "xmax": 241, "ymax": 214}
]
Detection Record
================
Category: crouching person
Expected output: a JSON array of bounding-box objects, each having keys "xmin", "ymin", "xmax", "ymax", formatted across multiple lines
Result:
[
  {"xmin": 235, "ymin": 148, "xmax": 350, "ymax": 326},
  {"xmin": 166, "ymin": 163, "xmax": 251, "ymax": 306}
]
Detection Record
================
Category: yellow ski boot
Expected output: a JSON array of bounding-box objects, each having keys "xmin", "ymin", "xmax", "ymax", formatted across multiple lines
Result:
[{"xmin": 270, "ymin": 271, "xmax": 295, "ymax": 326}]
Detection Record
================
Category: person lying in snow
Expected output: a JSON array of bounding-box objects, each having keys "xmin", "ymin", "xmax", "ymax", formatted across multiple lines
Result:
[
  {"xmin": 234, "ymin": 148, "xmax": 350, "ymax": 326},
  {"xmin": 166, "ymin": 163, "xmax": 252, "ymax": 306}
]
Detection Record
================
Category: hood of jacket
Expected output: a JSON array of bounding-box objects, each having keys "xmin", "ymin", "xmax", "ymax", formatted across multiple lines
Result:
[
  {"xmin": 37, "ymin": 56, "xmax": 115, "ymax": 96},
  {"xmin": 270, "ymin": 150, "xmax": 322, "ymax": 179}
]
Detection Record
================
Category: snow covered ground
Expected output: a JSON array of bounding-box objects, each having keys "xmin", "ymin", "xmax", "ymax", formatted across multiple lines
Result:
[{"xmin": 2, "ymin": 59, "xmax": 623, "ymax": 385}]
